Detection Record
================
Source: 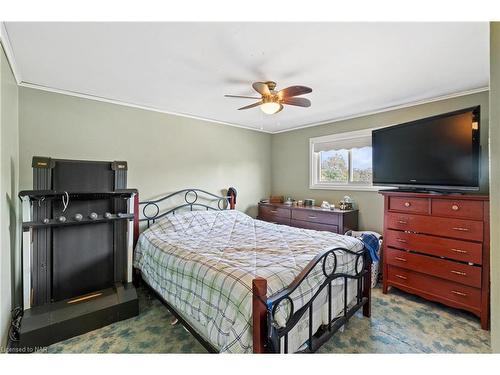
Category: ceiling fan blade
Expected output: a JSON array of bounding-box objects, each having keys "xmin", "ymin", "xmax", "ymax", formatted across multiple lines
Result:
[
  {"xmin": 281, "ymin": 97, "xmax": 311, "ymax": 107},
  {"xmin": 238, "ymin": 101, "xmax": 263, "ymax": 110},
  {"xmin": 252, "ymin": 82, "xmax": 271, "ymax": 96},
  {"xmin": 278, "ymin": 85, "xmax": 312, "ymax": 99},
  {"xmin": 224, "ymin": 94, "xmax": 261, "ymax": 99}
]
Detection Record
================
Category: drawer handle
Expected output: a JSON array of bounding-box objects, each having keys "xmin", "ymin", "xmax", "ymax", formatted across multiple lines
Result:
[
  {"xmin": 308, "ymin": 216, "xmax": 317, "ymax": 219},
  {"xmin": 404, "ymin": 202, "xmax": 411, "ymax": 207},
  {"xmin": 270, "ymin": 210, "xmax": 278, "ymax": 213},
  {"xmin": 451, "ymin": 290, "xmax": 468, "ymax": 297},
  {"xmin": 397, "ymin": 220, "xmax": 408, "ymax": 224},
  {"xmin": 451, "ymin": 248, "xmax": 468, "ymax": 254},
  {"xmin": 394, "ymin": 257, "xmax": 407, "ymax": 262},
  {"xmin": 451, "ymin": 270, "xmax": 467, "ymax": 276},
  {"xmin": 395, "ymin": 274, "xmax": 407, "ymax": 280},
  {"xmin": 452, "ymin": 204, "xmax": 460, "ymax": 211},
  {"xmin": 396, "ymin": 238, "xmax": 407, "ymax": 243},
  {"xmin": 452, "ymin": 227, "xmax": 470, "ymax": 232}
]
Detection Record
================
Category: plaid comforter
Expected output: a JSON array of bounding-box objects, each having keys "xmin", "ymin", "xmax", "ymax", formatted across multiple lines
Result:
[{"xmin": 134, "ymin": 210, "xmax": 364, "ymax": 353}]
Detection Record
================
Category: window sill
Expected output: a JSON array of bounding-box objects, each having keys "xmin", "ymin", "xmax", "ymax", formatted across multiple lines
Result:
[{"xmin": 309, "ymin": 184, "xmax": 392, "ymax": 192}]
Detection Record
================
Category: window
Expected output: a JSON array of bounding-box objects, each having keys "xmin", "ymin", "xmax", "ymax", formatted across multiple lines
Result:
[{"xmin": 310, "ymin": 129, "xmax": 377, "ymax": 191}]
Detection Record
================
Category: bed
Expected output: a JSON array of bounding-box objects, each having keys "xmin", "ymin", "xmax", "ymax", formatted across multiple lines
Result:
[{"xmin": 132, "ymin": 188, "xmax": 371, "ymax": 353}]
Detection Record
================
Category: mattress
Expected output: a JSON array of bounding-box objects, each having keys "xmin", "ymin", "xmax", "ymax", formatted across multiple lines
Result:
[{"xmin": 134, "ymin": 209, "xmax": 364, "ymax": 353}]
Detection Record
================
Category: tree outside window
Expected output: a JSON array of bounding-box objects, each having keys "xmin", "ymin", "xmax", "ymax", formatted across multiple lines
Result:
[{"xmin": 310, "ymin": 130, "xmax": 375, "ymax": 190}]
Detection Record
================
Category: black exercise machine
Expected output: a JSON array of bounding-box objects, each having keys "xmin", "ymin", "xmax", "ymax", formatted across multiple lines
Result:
[{"xmin": 10, "ymin": 156, "xmax": 139, "ymax": 351}]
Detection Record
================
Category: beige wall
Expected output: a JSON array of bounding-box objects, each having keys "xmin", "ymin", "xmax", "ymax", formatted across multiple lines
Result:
[
  {"xmin": 489, "ymin": 22, "xmax": 500, "ymax": 353},
  {"xmin": 0, "ymin": 43, "xmax": 19, "ymax": 348},
  {"xmin": 18, "ymin": 87, "xmax": 272, "ymax": 218},
  {"xmin": 271, "ymin": 92, "xmax": 489, "ymax": 233}
]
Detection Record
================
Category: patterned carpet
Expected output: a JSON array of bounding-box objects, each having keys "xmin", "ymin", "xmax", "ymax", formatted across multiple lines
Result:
[{"xmin": 47, "ymin": 285, "xmax": 491, "ymax": 353}]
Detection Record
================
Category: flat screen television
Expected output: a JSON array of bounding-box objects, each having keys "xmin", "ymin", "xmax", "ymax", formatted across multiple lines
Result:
[{"xmin": 372, "ymin": 106, "xmax": 480, "ymax": 192}]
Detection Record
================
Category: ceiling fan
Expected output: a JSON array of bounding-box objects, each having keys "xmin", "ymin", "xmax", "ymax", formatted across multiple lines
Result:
[{"xmin": 225, "ymin": 81, "xmax": 312, "ymax": 115}]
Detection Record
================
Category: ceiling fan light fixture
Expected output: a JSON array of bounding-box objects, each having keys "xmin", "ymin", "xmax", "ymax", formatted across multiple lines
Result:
[
  {"xmin": 225, "ymin": 81, "xmax": 312, "ymax": 115},
  {"xmin": 260, "ymin": 101, "xmax": 281, "ymax": 115}
]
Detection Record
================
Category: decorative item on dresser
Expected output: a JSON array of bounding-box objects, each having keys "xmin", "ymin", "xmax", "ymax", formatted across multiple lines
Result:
[
  {"xmin": 379, "ymin": 191, "xmax": 490, "ymax": 329},
  {"xmin": 258, "ymin": 202, "xmax": 358, "ymax": 234}
]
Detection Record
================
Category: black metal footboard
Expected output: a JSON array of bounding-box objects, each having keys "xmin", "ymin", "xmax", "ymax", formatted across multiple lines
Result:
[
  {"xmin": 135, "ymin": 246, "xmax": 371, "ymax": 354},
  {"xmin": 255, "ymin": 247, "xmax": 371, "ymax": 353}
]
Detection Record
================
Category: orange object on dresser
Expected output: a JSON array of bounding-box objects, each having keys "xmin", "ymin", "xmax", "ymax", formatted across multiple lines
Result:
[{"xmin": 380, "ymin": 191, "xmax": 490, "ymax": 330}]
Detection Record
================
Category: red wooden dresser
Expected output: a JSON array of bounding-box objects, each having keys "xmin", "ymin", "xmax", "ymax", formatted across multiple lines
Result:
[{"xmin": 380, "ymin": 191, "xmax": 490, "ymax": 329}]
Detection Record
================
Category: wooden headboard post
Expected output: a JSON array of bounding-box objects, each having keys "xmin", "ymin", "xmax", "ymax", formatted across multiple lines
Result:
[{"xmin": 228, "ymin": 187, "xmax": 237, "ymax": 210}]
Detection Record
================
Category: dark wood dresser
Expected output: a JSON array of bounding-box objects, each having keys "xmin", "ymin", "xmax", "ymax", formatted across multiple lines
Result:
[
  {"xmin": 257, "ymin": 202, "xmax": 358, "ymax": 234},
  {"xmin": 380, "ymin": 191, "xmax": 490, "ymax": 329}
]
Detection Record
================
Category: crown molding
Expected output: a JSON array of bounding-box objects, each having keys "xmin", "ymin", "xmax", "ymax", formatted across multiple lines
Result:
[
  {"xmin": 1, "ymin": 23, "xmax": 489, "ymax": 135},
  {"xmin": 18, "ymin": 81, "xmax": 273, "ymax": 134},
  {"xmin": 5, "ymin": 22, "xmax": 488, "ymax": 136},
  {"xmin": 272, "ymin": 86, "xmax": 490, "ymax": 134},
  {"xmin": 0, "ymin": 22, "xmax": 22, "ymax": 84},
  {"xmin": 17, "ymin": 82, "xmax": 489, "ymax": 135}
]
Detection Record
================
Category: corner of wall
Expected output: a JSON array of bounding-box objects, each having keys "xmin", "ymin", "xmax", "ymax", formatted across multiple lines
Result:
[
  {"xmin": 489, "ymin": 21, "xmax": 500, "ymax": 354},
  {"xmin": 0, "ymin": 40, "xmax": 20, "ymax": 350}
]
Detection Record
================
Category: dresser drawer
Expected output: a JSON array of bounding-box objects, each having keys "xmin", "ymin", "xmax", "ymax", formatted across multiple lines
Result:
[
  {"xmin": 385, "ymin": 229, "xmax": 483, "ymax": 264},
  {"xmin": 258, "ymin": 205, "xmax": 291, "ymax": 220},
  {"xmin": 431, "ymin": 199, "xmax": 484, "ymax": 220},
  {"xmin": 385, "ymin": 248, "xmax": 481, "ymax": 287},
  {"xmin": 386, "ymin": 212, "xmax": 483, "ymax": 241},
  {"xmin": 388, "ymin": 196, "xmax": 429, "ymax": 214},
  {"xmin": 290, "ymin": 219, "xmax": 339, "ymax": 233},
  {"xmin": 291, "ymin": 209, "xmax": 339, "ymax": 225},
  {"xmin": 387, "ymin": 266, "xmax": 481, "ymax": 312}
]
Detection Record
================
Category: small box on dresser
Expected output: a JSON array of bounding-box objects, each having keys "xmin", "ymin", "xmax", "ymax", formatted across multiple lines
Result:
[{"xmin": 379, "ymin": 191, "xmax": 490, "ymax": 329}]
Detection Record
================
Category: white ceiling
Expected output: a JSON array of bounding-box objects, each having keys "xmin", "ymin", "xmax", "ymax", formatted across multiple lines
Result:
[{"xmin": 4, "ymin": 22, "xmax": 489, "ymax": 132}]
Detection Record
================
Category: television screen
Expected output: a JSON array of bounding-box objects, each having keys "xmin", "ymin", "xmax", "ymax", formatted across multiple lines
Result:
[{"xmin": 372, "ymin": 107, "xmax": 480, "ymax": 191}]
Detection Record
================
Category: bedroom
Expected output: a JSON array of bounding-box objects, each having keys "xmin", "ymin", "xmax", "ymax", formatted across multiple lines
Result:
[{"xmin": 1, "ymin": 1, "xmax": 500, "ymax": 372}]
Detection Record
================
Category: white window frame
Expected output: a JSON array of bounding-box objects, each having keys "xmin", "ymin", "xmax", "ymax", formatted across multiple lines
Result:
[{"xmin": 309, "ymin": 128, "xmax": 383, "ymax": 191}]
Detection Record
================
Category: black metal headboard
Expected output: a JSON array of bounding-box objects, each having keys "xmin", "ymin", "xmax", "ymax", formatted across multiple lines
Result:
[{"xmin": 135, "ymin": 188, "xmax": 237, "ymax": 233}]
